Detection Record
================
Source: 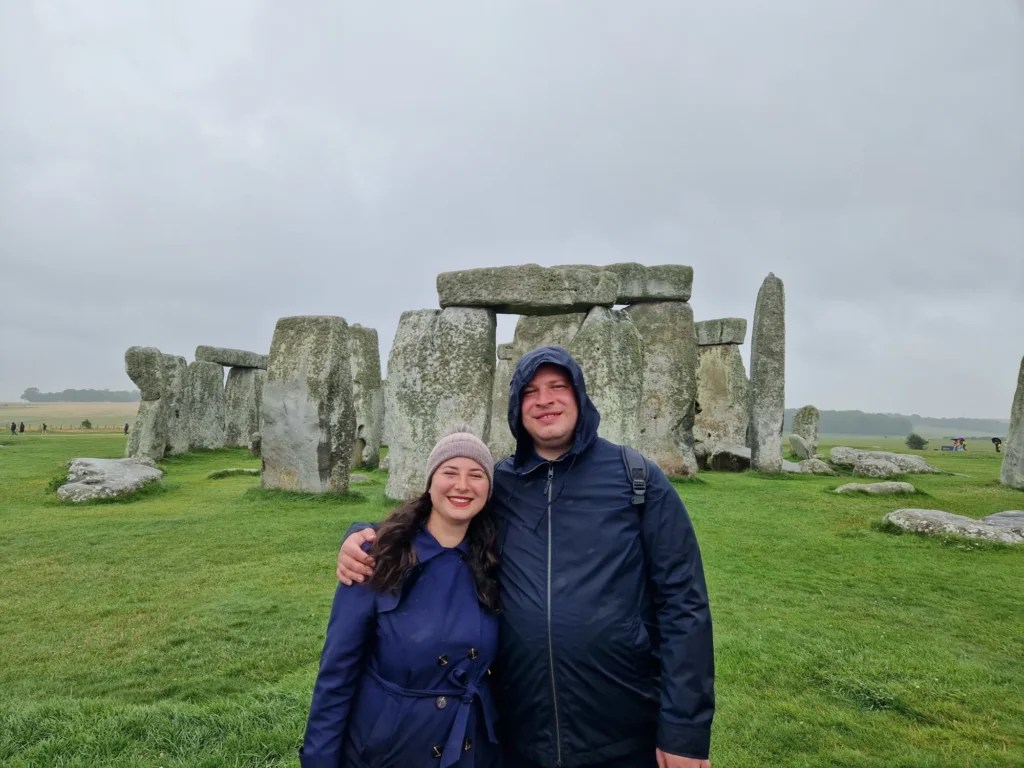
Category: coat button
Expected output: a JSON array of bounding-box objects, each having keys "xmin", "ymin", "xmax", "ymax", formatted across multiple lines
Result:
[
  {"xmin": 437, "ymin": 654, "xmax": 449, "ymax": 666},
  {"xmin": 463, "ymin": 738, "xmax": 473, "ymax": 751},
  {"xmin": 467, "ymin": 647, "xmax": 479, "ymax": 660},
  {"xmin": 431, "ymin": 745, "xmax": 443, "ymax": 758},
  {"xmin": 435, "ymin": 696, "xmax": 447, "ymax": 709}
]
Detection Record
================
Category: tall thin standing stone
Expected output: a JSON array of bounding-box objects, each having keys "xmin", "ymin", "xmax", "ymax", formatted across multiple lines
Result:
[
  {"xmin": 748, "ymin": 274, "xmax": 786, "ymax": 472},
  {"xmin": 1000, "ymin": 355, "xmax": 1024, "ymax": 490},
  {"xmin": 348, "ymin": 324, "xmax": 384, "ymax": 469},
  {"xmin": 385, "ymin": 308, "xmax": 496, "ymax": 500},
  {"xmin": 261, "ymin": 316, "xmax": 356, "ymax": 493}
]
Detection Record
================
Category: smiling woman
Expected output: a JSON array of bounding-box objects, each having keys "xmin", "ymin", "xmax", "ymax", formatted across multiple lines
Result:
[{"xmin": 299, "ymin": 428, "xmax": 501, "ymax": 768}]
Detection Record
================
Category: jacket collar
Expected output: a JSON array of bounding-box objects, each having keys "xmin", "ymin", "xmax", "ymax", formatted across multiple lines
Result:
[{"xmin": 413, "ymin": 526, "xmax": 471, "ymax": 563}]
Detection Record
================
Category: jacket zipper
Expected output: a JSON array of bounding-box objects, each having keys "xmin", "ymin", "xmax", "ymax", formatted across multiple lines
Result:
[{"xmin": 545, "ymin": 462, "xmax": 563, "ymax": 767}]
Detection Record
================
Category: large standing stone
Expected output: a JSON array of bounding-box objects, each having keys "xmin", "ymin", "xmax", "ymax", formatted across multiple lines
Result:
[
  {"xmin": 195, "ymin": 345, "xmax": 268, "ymax": 369},
  {"xmin": 695, "ymin": 318, "xmax": 747, "ymax": 346},
  {"xmin": 348, "ymin": 324, "xmax": 384, "ymax": 469},
  {"xmin": 625, "ymin": 302, "xmax": 698, "ymax": 476},
  {"xmin": 792, "ymin": 405, "xmax": 820, "ymax": 455},
  {"xmin": 124, "ymin": 347, "xmax": 187, "ymax": 460},
  {"xmin": 184, "ymin": 361, "xmax": 226, "ymax": 450},
  {"xmin": 385, "ymin": 308, "xmax": 496, "ymax": 499},
  {"xmin": 568, "ymin": 307, "xmax": 643, "ymax": 448},
  {"xmin": 161, "ymin": 355, "xmax": 189, "ymax": 455},
  {"xmin": 748, "ymin": 274, "xmax": 786, "ymax": 472},
  {"xmin": 261, "ymin": 316, "xmax": 356, "ymax": 493},
  {"xmin": 1000, "ymin": 356, "xmax": 1024, "ymax": 491},
  {"xmin": 694, "ymin": 344, "xmax": 749, "ymax": 454},
  {"xmin": 606, "ymin": 263, "xmax": 693, "ymax": 303},
  {"xmin": 437, "ymin": 264, "xmax": 617, "ymax": 315},
  {"xmin": 224, "ymin": 367, "xmax": 266, "ymax": 448}
]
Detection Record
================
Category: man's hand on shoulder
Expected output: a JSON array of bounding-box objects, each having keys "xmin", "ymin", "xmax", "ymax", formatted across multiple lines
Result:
[
  {"xmin": 336, "ymin": 528, "xmax": 377, "ymax": 584},
  {"xmin": 656, "ymin": 748, "xmax": 710, "ymax": 768}
]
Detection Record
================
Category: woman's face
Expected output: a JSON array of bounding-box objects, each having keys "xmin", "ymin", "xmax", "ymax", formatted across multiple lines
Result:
[{"xmin": 428, "ymin": 457, "xmax": 489, "ymax": 528}]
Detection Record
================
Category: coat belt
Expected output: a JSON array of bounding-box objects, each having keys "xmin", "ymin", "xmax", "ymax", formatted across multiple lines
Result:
[{"xmin": 366, "ymin": 665, "xmax": 497, "ymax": 768}]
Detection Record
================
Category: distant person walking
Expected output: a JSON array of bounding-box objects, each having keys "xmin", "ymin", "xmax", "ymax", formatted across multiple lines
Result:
[
  {"xmin": 993, "ymin": 437, "xmax": 1003, "ymax": 453},
  {"xmin": 42, "ymin": 423, "xmax": 47, "ymax": 434},
  {"xmin": 10, "ymin": 421, "xmax": 16, "ymax": 436},
  {"xmin": 124, "ymin": 422, "xmax": 130, "ymax": 436},
  {"xmin": 18, "ymin": 421, "xmax": 25, "ymax": 434}
]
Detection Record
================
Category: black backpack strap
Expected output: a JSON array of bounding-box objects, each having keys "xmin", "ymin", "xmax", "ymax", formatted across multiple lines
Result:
[{"xmin": 621, "ymin": 445, "xmax": 648, "ymax": 509}]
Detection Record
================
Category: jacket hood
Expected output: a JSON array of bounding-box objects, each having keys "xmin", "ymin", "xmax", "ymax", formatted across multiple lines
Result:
[{"xmin": 507, "ymin": 345, "xmax": 600, "ymax": 467}]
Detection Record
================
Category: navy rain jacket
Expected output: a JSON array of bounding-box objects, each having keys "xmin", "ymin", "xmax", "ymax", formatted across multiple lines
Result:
[{"xmin": 493, "ymin": 345, "xmax": 714, "ymax": 766}]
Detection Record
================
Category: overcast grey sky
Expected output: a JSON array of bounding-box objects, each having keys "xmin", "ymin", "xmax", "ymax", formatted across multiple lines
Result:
[{"xmin": 2, "ymin": 1, "xmax": 1022, "ymax": 418}]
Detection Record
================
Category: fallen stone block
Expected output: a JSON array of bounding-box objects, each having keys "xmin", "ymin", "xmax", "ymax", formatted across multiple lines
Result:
[
  {"xmin": 57, "ymin": 458, "xmax": 163, "ymax": 502},
  {"xmin": 885, "ymin": 509, "xmax": 1023, "ymax": 545},
  {"xmin": 836, "ymin": 481, "xmax": 916, "ymax": 494}
]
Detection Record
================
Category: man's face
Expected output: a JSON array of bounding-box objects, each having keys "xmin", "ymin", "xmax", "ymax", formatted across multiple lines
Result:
[{"xmin": 520, "ymin": 364, "xmax": 579, "ymax": 460}]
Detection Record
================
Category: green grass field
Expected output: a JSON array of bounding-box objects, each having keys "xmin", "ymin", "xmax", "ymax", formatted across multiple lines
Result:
[{"xmin": 1, "ymin": 433, "xmax": 1021, "ymax": 767}]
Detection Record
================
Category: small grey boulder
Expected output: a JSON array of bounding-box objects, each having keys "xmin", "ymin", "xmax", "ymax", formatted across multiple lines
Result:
[
  {"xmin": 835, "ymin": 481, "xmax": 916, "ymax": 494},
  {"xmin": 58, "ymin": 458, "xmax": 163, "ymax": 502}
]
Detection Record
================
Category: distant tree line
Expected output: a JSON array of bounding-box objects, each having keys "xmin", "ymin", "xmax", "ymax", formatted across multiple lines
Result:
[
  {"xmin": 783, "ymin": 409, "xmax": 1008, "ymax": 436},
  {"xmin": 20, "ymin": 387, "xmax": 141, "ymax": 403}
]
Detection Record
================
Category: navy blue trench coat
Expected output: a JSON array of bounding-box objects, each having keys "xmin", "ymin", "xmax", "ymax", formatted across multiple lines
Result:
[{"xmin": 301, "ymin": 529, "xmax": 501, "ymax": 768}]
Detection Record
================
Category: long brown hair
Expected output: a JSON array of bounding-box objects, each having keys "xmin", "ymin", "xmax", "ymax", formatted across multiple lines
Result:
[{"xmin": 368, "ymin": 492, "xmax": 500, "ymax": 611}]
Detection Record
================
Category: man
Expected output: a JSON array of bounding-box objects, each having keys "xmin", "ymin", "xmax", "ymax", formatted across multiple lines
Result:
[{"xmin": 338, "ymin": 346, "xmax": 714, "ymax": 767}]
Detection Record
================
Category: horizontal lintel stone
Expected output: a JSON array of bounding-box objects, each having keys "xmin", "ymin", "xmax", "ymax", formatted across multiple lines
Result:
[
  {"xmin": 606, "ymin": 262, "xmax": 693, "ymax": 303},
  {"xmin": 695, "ymin": 318, "xmax": 747, "ymax": 346},
  {"xmin": 437, "ymin": 264, "xmax": 617, "ymax": 315},
  {"xmin": 195, "ymin": 345, "xmax": 268, "ymax": 369}
]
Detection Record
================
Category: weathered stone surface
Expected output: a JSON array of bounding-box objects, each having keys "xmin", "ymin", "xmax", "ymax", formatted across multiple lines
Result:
[
  {"xmin": 606, "ymin": 263, "xmax": 693, "ymax": 303},
  {"xmin": 709, "ymin": 444, "xmax": 750, "ymax": 472},
  {"xmin": 568, "ymin": 307, "xmax": 643, "ymax": 448},
  {"xmin": 57, "ymin": 457, "xmax": 162, "ymax": 502},
  {"xmin": 125, "ymin": 349, "xmax": 187, "ymax": 460},
  {"xmin": 249, "ymin": 432, "xmax": 261, "ymax": 457},
  {"xmin": 836, "ymin": 481, "xmax": 916, "ymax": 494},
  {"xmin": 695, "ymin": 318, "xmax": 747, "ymax": 347},
  {"xmin": 437, "ymin": 264, "xmax": 617, "ymax": 314},
  {"xmin": 183, "ymin": 361, "xmax": 226, "ymax": 450},
  {"xmin": 125, "ymin": 346, "xmax": 167, "ymax": 400},
  {"xmin": 488, "ymin": 352, "xmax": 517, "ymax": 461},
  {"xmin": 830, "ymin": 447, "xmax": 939, "ymax": 474},
  {"xmin": 161, "ymin": 355, "xmax": 189, "ymax": 455},
  {"xmin": 792, "ymin": 405, "xmax": 820, "ymax": 454},
  {"xmin": 1000, "ymin": 355, "xmax": 1024, "ymax": 490},
  {"xmin": 262, "ymin": 316, "xmax": 356, "ymax": 493},
  {"xmin": 853, "ymin": 456, "xmax": 903, "ymax": 478},
  {"xmin": 789, "ymin": 434, "xmax": 811, "ymax": 460},
  {"xmin": 983, "ymin": 511, "xmax": 1024, "ymax": 534},
  {"xmin": 695, "ymin": 344, "xmax": 749, "ymax": 454},
  {"xmin": 224, "ymin": 367, "xmax": 265, "ymax": 448},
  {"xmin": 749, "ymin": 274, "xmax": 786, "ymax": 472},
  {"xmin": 348, "ymin": 325, "xmax": 384, "ymax": 469},
  {"xmin": 125, "ymin": 399, "xmax": 168, "ymax": 460},
  {"xmin": 800, "ymin": 458, "xmax": 836, "ymax": 475},
  {"xmin": 885, "ymin": 509, "xmax": 1024, "ymax": 545},
  {"xmin": 195, "ymin": 345, "xmax": 268, "ymax": 369},
  {"xmin": 782, "ymin": 459, "xmax": 804, "ymax": 473},
  {"xmin": 625, "ymin": 302, "xmax": 698, "ymax": 476},
  {"xmin": 385, "ymin": 308, "xmax": 495, "ymax": 500},
  {"xmin": 513, "ymin": 313, "xmax": 587, "ymax": 353}
]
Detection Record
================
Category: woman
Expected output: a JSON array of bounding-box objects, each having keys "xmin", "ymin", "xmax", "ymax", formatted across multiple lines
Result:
[{"xmin": 300, "ymin": 430, "xmax": 502, "ymax": 768}]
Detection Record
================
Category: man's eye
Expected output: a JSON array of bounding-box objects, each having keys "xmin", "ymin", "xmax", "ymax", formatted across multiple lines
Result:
[{"xmin": 523, "ymin": 388, "xmax": 537, "ymax": 396}]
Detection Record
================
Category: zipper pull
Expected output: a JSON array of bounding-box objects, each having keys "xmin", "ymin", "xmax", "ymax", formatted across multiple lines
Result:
[{"xmin": 545, "ymin": 463, "xmax": 554, "ymax": 495}]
